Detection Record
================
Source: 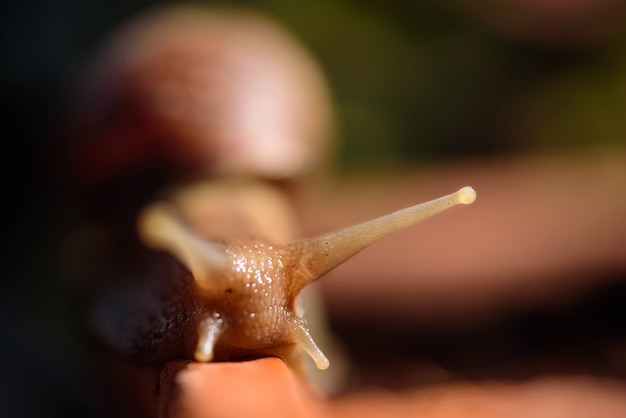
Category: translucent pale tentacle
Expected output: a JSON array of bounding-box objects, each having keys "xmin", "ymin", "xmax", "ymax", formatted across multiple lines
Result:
[
  {"xmin": 137, "ymin": 202, "xmax": 229, "ymax": 282},
  {"xmin": 194, "ymin": 312, "xmax": 224, "ymax": 362},
  {"xmin": 290, "ymin": 317, "xmax": 330, "ymax": 370},
  {"xmin": 285, "ymin": 186, "xmax": 476, "ymax": 290}
]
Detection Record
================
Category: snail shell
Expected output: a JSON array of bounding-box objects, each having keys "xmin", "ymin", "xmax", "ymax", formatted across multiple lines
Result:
[{"xmin": 66, "ymin": 5, "xmax": 334, "ymax": 193}]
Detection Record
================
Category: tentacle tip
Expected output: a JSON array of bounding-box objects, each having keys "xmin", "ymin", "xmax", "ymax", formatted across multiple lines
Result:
[
  {"xmin": 136, "ymin": 203, "xmax": 170, "ymax": 247},
  {"xmin": 314, "ymin": 355, "xmax": 330, "ymax": 370},
  {"xmin": 456, "ymin": 186, "xmax": 476, "ymax": 205},
  {"xmin": 193, "ymin": 350, "xmax": 214, "ymax": 363},
  {"xmin": 298, "ymin": 336, "xmax": 330, "ymax": 370}
]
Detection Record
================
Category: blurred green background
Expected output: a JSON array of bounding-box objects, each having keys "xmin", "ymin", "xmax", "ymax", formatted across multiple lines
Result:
[
  {"xmin": 2, "ymin": 1, "xmax": 626, "ymax": 417},
  {"xmin": 4, "ymin": 0, "xmax": 626, "ymax": 171}
]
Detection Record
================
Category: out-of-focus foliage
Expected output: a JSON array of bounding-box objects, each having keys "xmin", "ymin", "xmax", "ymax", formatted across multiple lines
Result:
[
  {"xmin": 239, "ymin": 0, "xmax": 626, "ymax": 165},
  {"xmin": 5, "ymin": 0, "xmax": 626, "ymax": 167}
]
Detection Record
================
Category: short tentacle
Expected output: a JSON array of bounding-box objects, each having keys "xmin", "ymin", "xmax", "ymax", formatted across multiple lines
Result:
[
  {"xmin": 137, "ymin": 202, "xmax": 230, "ymax": 287},
  {"xmin": 290, "ymin": 317, "xmax": 330, "ymax": 370},
  {"xmin": 194, "ymin": 312, "xmax": 224, "ymax": 362}
]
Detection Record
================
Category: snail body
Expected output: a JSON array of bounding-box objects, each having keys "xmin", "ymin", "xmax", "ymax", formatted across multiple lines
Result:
[
  {"xmin": 89, "ymin": 176, "xmax": 475, "ymax": 377},
  {"xmin": 132, "ymin": 181, "xmax": 475, "ymax": 372}
]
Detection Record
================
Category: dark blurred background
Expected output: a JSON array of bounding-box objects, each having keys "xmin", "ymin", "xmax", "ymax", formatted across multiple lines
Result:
[{"xmin": 2, "ymin": 0, "xmax": 626, "ymax": 416}]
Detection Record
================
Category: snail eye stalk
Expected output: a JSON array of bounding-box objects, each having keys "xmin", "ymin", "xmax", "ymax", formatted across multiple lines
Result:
[{"xmin": 283, "ymin": 187, "xmax": 477, "ymax": 292}]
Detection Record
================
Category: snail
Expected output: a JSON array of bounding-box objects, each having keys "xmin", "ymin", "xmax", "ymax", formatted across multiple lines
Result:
[{"xmin": 63, "ymin": 4, "xmax": 476, "ymax": 408}]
